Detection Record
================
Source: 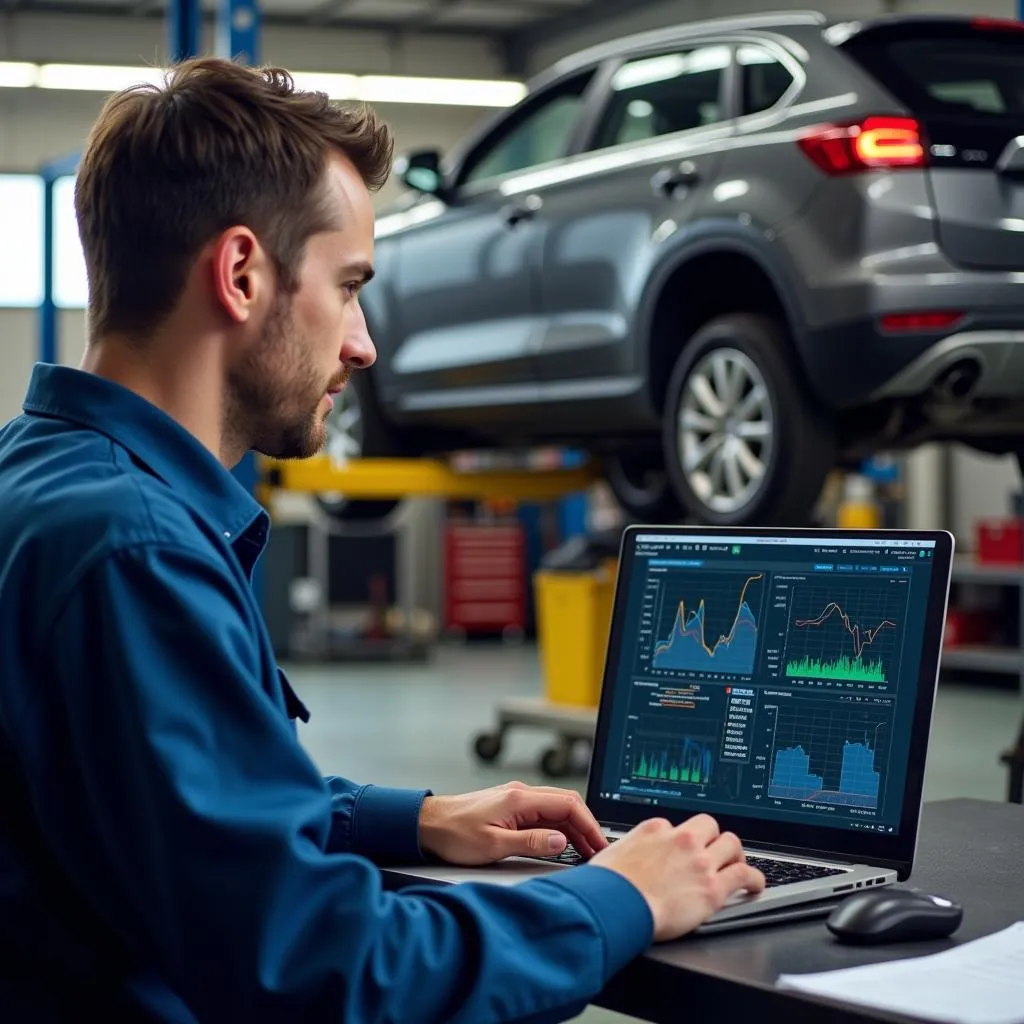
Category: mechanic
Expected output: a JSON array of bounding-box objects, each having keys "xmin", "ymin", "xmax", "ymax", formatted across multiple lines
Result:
[{"xmin": 0, "ymin": 57, "xmax": 764, "ymax": 1023}]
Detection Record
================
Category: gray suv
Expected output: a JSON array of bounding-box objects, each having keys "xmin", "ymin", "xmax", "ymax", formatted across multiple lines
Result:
[{"xmin": 330, "ymin": 11, "xmax": 1024, "ymax": 526}]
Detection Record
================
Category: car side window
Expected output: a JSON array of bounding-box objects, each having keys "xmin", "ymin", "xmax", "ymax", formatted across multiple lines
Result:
[
  {"xmin": 739, "ymin": 44, "xmax": 795, "ymax": 115},
  {"xmin": 589, "ymin": 45, "xmax": 731, "ymax": 150},
  {"xmin": 460, "ymin": 73, "xmax": 594, "ymax": 187}
]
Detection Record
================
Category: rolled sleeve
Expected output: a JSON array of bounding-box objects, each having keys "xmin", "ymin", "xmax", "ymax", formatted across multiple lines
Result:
[{"xmin": 326, "ymin": 779, "xmax": 431, "ymax": 865}]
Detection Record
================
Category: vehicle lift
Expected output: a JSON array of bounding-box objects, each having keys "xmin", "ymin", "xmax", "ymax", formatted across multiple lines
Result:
[{"xmin": 259, "ymin": 454, "xmax": 601, "ymax": 777}]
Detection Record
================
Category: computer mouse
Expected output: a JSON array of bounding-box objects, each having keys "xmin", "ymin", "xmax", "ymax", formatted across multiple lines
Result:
[{"xmin": 826, "ymin": 887, "xmax": 963, "ymax": 945}]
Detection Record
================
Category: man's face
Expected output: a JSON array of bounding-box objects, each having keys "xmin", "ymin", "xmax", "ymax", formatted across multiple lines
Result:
[{"xmin": 229, "ymin": 152, "xmax": 377, "ymax": 460}]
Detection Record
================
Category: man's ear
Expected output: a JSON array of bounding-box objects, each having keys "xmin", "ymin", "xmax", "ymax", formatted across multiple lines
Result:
[{"xmin": 210, "ymin": 226, "xmax": 271, "ymax": 324}]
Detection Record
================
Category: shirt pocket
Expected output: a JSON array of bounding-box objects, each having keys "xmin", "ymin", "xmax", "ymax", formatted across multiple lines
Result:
[{"xmin": 277, "ymin": 668, "xmax": 311, "ymax": 723}]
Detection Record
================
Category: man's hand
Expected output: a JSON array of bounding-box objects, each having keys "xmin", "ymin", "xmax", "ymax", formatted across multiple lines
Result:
[
  {"xmin": 418, "ymin": 781, "xmax": 608, "ymax": 866},
  {"xmin": 589, "ymin": 814, "xmax": 766, "ymax": 941}
]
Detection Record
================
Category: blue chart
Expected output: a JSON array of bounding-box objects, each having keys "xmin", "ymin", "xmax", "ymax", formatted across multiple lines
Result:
[
  {"xmin": 652, "ymin": 573, "xmax": 763, "ymax": 675},
  {"xmin": 766, "ymin": 700, "xmax": 890, "ymax": 809}
]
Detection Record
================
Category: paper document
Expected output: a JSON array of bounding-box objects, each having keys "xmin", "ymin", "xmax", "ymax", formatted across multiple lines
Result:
[{"xmin": 776, "ymin": 922, "xmax": 1024, "ymax": 1024}]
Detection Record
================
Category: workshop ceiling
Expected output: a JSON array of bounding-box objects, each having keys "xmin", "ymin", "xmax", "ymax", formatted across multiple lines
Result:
[
  {"xmin": 9, "ymin": 0, "xmax": 660, "ymax": 42},
  {"xmin": 8, "ymin": 0, "xmax": 674, "ymax": 74}
]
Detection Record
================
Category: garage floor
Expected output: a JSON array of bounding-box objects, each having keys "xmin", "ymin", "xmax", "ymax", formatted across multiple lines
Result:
[{"xmin": 291, "ymin": 644, "xmax": 1022, "ymax": 1024}]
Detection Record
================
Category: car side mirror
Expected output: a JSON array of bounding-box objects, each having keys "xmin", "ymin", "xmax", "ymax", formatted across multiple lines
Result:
[{"xmin": 395, "ymin": 149, "xmax": 446, "ymax": 197}]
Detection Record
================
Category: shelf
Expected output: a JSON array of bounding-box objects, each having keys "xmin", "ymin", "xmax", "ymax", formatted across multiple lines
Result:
[
  {"xmin": 952, "ymin": 555, "xmax": 1024, "ymax": 587},
  {"xmin": 942, "ymin": 646, "xmax": 1024, "ymax": 674}
]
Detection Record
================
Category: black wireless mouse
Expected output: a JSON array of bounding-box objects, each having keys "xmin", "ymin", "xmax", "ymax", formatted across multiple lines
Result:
[{"xmin": 826, "ymin": 887, "xmax": 963, "ymax": 945}]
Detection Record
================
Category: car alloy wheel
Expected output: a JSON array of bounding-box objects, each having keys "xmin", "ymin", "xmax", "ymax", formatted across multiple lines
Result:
[{"xmin": 677, "ymin": 347, "xmax": 774, "ymax": 516}]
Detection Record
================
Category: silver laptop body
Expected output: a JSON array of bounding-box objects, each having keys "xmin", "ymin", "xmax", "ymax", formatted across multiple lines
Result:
[{"xmin": 395, "ymin": 526, "xmax": 954, "ymax": 933}]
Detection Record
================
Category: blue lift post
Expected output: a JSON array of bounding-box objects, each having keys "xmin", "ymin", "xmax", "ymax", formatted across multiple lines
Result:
[{"xmin": 214, "ymin": 0, "xmax": 263, "ymax": 606}]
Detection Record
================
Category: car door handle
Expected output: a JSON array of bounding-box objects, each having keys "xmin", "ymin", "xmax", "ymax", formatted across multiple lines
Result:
[
  {"xmin": 651, "ymin": 161, "xmax": 701, "ymax": 196},
  {"xmin": 501, "ymin": 194, "xmax": 542, "ymax": 227}
]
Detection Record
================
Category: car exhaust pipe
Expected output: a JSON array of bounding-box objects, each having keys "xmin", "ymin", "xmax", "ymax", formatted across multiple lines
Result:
[{"xmin": 932, "ymin": 358, "xmax": 982, "ymax": 403}]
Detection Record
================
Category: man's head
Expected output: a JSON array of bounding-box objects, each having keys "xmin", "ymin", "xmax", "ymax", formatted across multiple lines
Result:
[{"xmin": 75, "ymin": 57, "xmax": 391, "ymax": 459}]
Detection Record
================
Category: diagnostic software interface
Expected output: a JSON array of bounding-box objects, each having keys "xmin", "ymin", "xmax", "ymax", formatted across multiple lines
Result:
[{"xmin": 597, "ymin": 533, "xmax": 938, "ymax": 835}]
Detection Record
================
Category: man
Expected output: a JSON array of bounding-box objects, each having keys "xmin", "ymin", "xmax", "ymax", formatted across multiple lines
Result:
[{"xmin": 0, "ymin": 58, "xmax": 764, "ymax": 1022}]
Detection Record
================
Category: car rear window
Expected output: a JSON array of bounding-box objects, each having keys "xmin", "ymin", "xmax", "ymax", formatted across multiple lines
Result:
[{"xmin": 840, "ymin": 23, "xmax": 1024, "ymax": 117}]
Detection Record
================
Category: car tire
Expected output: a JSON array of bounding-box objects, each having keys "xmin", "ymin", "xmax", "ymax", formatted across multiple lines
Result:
[
  {"xmin": 661, "ymin": 313, "xmax": 835, "ymax": 527},
  {"xmin": 603, "ymin": 451, "xmax": 684, "ymax": 522},
  {"xmin": 316, "ymin": 371, "xmax": 407, "ymax": 522}
]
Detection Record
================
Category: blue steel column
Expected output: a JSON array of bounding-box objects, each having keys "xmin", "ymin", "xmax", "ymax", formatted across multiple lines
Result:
[
  {"xmin": 218, "ymin": 0, "xmax": 264, "ymax": 607},
  {"xmin": 218, "ymin": 0, "xmax": 260, "ymax": 64},
  {"xmin": 38, "ymin": 151, "xmax": 81, "ymax": 364},
  {"xmin": 168, "ymin": 0, "xmax": 201, "ymax": 63}
]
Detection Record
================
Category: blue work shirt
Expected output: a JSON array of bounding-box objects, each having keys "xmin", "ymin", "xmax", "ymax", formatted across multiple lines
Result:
[{"xmin": 0, "ymin": 363, "xmax": 653, "ymax": 1023}]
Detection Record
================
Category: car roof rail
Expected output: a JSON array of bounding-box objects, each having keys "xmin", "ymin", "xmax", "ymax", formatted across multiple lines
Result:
[{"xmin": 551, "ymin": 10, "xmax": 827, "ymax": 74}]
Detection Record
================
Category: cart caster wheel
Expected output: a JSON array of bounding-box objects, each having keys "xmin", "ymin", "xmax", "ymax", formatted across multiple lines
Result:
[
  {"xmin": 540, "ymin": 744, "xmax": 573, "ymax": 778},
  {"xmin": 473, "ymin": 732, "xmax": 503, "ymax": 763}
]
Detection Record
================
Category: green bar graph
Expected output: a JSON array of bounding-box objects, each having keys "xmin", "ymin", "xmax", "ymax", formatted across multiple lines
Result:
[
  {"xmin": 785, "ymin": 653, "xmax": 886, "ymax": 683},
  {"xmin": 634, "ymin": 739, "xmax": 712, "ymax": 787}
]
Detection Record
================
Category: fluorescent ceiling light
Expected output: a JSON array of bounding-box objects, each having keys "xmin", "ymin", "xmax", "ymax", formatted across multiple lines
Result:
[
  {"xmin": 0, "ymin": 62, "xmax": 38, "ymax": 88},
  {"xmin": 289, "ymin": 71, "xmax": 359, "ymax": 97},
  {"xmin": 38, "ymin": 63, "xmax": 165, "ymax": 91},
  {"xmin": 0, "ymin": 60, "xmax": 525, "ymax": 108},
  {"xmin": 359, "ymin": 75, "xmax": 525, "ymax": 107}
]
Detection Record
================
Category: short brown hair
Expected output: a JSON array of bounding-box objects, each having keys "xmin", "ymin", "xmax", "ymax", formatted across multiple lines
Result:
[{"xmin": 75, "ymin": 57, "xmax": 393, "ymax": 340}]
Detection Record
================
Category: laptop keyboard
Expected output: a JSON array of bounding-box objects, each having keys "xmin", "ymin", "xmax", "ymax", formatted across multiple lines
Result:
[
  {"xmin": 527, "ymin": 842, "xmax": 846, "ymax": 888},
  {"xmin": 744, "ymin": 855, "xmax": 846, "ymax": 888}
]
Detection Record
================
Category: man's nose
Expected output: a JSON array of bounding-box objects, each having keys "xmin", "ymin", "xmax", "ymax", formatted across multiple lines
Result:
[{"xmin": 342, "ymin": 302, "xmax": 377, "ymax": 369}]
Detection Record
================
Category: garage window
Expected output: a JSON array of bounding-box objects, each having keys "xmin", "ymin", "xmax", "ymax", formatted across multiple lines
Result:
[
  {"xmin": 0, "ymin": 175, "xmax": 44, "ymax": 307},
  {"xmin": 0, "ymin": 173, "xmax": 87, "ymax": 309},
  {"xmin": 591, "ymin": 44, "xmax": 730, "ymax": 150}
]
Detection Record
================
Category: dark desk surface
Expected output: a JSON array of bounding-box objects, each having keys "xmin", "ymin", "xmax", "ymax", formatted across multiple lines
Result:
[{"xmin": 596, "ymin": 798, "xmax": 1024, "ymax": 1024}]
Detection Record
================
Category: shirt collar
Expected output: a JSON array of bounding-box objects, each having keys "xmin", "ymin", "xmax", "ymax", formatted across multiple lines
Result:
[{"xmin": 23, "ymin": 363, "xmax": 267, "ymax": 545}]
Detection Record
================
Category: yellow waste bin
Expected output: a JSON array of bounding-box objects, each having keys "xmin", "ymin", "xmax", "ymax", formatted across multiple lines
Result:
[{"xmin": 533, "ymin": 559, "xmax": 617, "ymax": 708}]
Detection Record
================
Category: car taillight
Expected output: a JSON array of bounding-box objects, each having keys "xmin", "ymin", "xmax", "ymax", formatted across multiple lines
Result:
[
  {"xmin": 798, "ymin": 117, "xmax": 926, "ymax": 174},
  {"xmin": 972, "ymin": 16, "xmax": 1024, "ymax": 32},
  {"xmin": 880, "ymin": 312, "xmax": 964, "ymax": 333}
]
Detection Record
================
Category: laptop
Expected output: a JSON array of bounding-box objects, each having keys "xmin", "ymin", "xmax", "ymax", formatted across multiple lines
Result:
[{"xmin": 395, "ymin": 525, "xmax": 955, "ymax": 933}]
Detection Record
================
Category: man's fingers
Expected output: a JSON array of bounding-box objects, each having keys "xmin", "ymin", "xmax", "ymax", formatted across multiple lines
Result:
[
  {"xmin": 554, "ymin": 822, "xmax": 596, "ymax": 859},
  {"xmin": 493, "ymin": 827, "xmax": 569, "ymax": 860},
  {"xmin": 706, "ymin": 830, "xmax": 744, "ymax": 868},
  {"xmin": 506, "ymin": 789, "xmax": 606, "ymax": 853},
  {"xmin": 715, "ymin": 861, "xmax": 766, "ymax": 903},
  {"xmin": 675, "ymin": 812, "xmax": 721, "ymax": 847}
]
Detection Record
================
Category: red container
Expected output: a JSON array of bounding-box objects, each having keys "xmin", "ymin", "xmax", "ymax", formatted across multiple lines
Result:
[
  {"xmin": 443, "ymin": 522, "xmax": 526, "ymax": 635},
  {"xmin": 976, "ymin": 518, "xmax": 1024, "ymax": 564},
  {"xmin": 944, "ymin": 608, "xmax": 990, "ymax": 648}
]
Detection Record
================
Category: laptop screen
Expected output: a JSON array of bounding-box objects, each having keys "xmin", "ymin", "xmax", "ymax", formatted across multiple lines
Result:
[{"xmin": 589, "ymin": 528, "xmax": 951, "ymax": 859}]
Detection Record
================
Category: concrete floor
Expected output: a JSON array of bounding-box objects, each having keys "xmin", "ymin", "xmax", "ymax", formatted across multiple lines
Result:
[{"xmin": 290, "ymin": 643, "xmax": 1022, "ymax": 1024}]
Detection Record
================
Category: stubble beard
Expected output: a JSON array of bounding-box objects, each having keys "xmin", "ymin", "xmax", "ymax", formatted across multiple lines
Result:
[{"xmin": 226, "ymin": 292, "xmax": 343, "ymax": 461}]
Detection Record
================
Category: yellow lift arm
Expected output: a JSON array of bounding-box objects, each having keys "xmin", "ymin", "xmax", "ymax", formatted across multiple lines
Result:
[{"xmin": 259, "ymin": 455, "xmax": 599, "ymax": 502}]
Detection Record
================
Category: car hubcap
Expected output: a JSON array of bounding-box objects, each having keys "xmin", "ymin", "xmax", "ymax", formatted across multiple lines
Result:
[{"xmin": 678, "ymin": 348, "xmax": 773, "ymax": 515}]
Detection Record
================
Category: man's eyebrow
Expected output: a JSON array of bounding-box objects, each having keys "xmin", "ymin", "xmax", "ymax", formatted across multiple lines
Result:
[{"xmin": 343, "ymin": 261, "xmax": 375, "ymax": 284}]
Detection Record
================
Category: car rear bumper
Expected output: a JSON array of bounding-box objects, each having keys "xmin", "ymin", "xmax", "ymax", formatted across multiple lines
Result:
[
  {"xmin": 870, "ymin": 331, "xmax": 1024, "ymax": 400},
  {"xmin": 800, "ymin": 319, "xmax": 1024, "ymax": 408}
]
